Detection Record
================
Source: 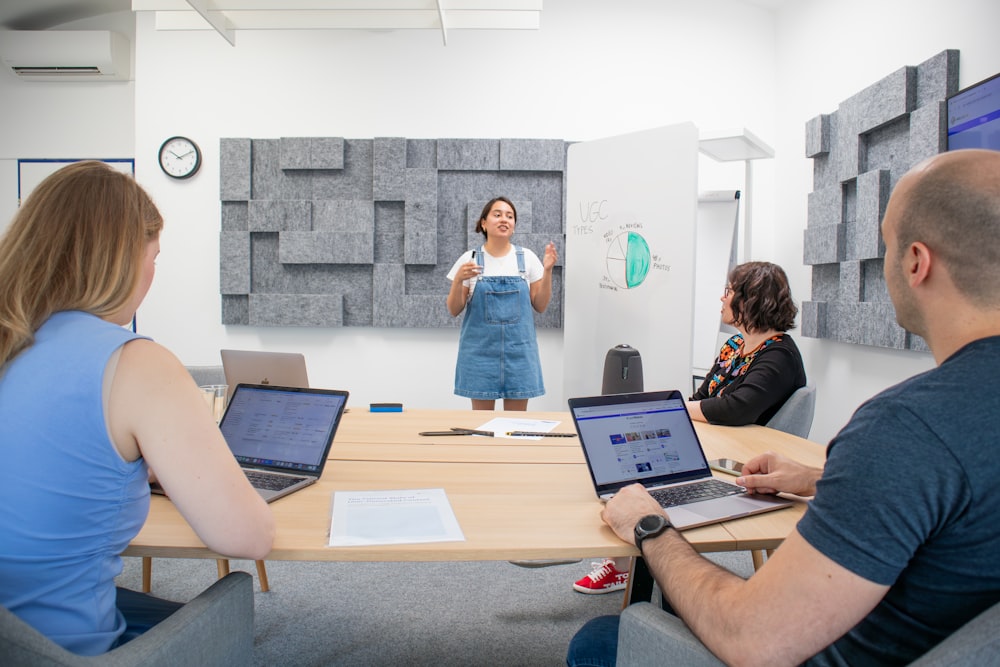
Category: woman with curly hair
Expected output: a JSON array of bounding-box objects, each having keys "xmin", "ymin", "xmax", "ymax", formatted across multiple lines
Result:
[{"xmin": 687, "ymin": 261, "xmax": 807, "ymax": 425}]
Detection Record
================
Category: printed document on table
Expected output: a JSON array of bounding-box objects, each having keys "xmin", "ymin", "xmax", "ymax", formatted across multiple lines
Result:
[
  {"xmin": 476, "ymin": 417, "xmax": 561, "ymax": 440},
  {"xmin": 328, "ymin": 488, "xmax": 465, "ymax": 547}
]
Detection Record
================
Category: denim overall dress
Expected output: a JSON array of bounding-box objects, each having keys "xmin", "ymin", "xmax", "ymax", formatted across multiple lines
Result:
[{"xmin": 454, "ymin": 246, "xmax": 545, "ymax": 400}]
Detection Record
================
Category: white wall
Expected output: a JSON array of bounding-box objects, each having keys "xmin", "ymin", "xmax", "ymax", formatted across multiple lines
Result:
[
  {"xmin": 128, "ymin": 0, "xmax": 776, "ymax": 413},
  {"xmin": 2, "ymin": 0, "xmax": 996, "ymax": 439},
  {"xmin": 0, "ymin": 11, "xmax": 136, "ymax": 235},
  {"xmin": 770, "ymin": 0, "xmax": 1000, "ymax": 442}
]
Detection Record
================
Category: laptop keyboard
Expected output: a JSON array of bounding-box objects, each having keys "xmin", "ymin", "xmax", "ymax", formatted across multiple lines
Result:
[
  {"xmin": 244, "ymin": 470, "xmax": 306, "ymax": 491},
  {"xmin": 650, "ymin": 479, "xmax": 745, "ymax": 508}
]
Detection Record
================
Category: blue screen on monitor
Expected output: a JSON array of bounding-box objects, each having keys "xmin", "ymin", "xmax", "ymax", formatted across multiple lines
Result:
[{"xmin": 947, "ymin": 72, "xmax": 1000, "ymax": 151}]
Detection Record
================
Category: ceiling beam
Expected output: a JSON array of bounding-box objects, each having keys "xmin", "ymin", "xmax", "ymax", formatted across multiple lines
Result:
[
  {"xmin": 152, "ymin": 9, "xmax": 539, "ymax": 31},
  {"xmin": 136, "ymin": 1, "xmax": 542, "ymax": 10},
  {"xmin": 183, "ymin": 0, "xmax": 236, "ymax": 45},
  {"xmin": 435, "ymin": 0, "xmax": 447, "ymax": 46}
]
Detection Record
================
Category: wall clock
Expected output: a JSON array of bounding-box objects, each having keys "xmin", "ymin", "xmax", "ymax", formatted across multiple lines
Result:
[{"xmin": 158, "ymin": 136, "xmax": 202, "ymax": 179}]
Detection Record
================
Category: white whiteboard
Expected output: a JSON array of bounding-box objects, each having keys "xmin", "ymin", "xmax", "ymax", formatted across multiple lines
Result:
[
  {"xmin": 691, "ymin": 191, "xmax": 740, "ymax": 381},
  {"xmin": 563, "ymin": 123, "xmax": 700, "ymax": 398}
]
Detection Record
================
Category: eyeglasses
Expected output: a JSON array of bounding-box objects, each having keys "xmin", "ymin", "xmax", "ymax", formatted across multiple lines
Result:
[{"xmin": 723, "ymin": 286, "xmax": 734, "ymax": 297}]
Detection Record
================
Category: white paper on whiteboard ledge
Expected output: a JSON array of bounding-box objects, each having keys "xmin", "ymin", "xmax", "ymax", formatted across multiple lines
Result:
[{"xmin": 329, "ymin": 488, "xmax": 465, "ymax": 547}]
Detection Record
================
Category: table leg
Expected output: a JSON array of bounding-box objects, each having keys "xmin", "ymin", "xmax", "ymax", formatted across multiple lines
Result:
[
  {"xmin": 141, "ymin": 557, "xmax": 152, "ymax": 593},
  {"xmin": 255, "ymin": 560, "xmax": 270, "ymax": 592}
]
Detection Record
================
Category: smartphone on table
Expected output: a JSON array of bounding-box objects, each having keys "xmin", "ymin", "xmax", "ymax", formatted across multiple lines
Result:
[{"xmin": 708, "ymin": 458, "xmax": 744, "ymax": 476}]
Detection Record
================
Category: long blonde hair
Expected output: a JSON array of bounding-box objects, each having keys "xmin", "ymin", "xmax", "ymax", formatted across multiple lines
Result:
[{"xmin": 0, "ymin": 161, "xmax": 163, "ymax": 365}]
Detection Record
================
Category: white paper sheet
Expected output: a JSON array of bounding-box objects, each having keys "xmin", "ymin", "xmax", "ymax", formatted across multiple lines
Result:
[
  {"xmin": 475, "ymin": 417, "xmax": 562, "ymax": 440},
  {"xmin": 328, "ymin": 488, "xmax": 465, "ymax": 547}
]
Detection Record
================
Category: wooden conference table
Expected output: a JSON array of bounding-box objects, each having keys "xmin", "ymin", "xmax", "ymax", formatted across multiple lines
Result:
[{"xmin": 126, "ymin": 409, "xmax": 825, "ymax": 570}]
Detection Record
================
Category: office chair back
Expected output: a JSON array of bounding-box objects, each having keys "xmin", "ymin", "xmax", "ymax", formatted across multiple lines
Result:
[
  {"xmin": 617, "ymin": 598, "xmax": 1000, "ymax": 667},
  {"xmin": 186, "ymin": 365, "xmax": 226, "ymax": 387},
  {"xmin": 0, "ymin": 572, "xmax": 254, "ymax": 666},
  {"xmin": 908, "ymin": 599, "xmax": 1000, "ymax": 665},
  {"xmin": 766, "ymin": 384, "xmax": 815, "ymax": 439}
]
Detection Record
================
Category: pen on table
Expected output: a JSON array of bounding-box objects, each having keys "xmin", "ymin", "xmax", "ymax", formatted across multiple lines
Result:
[
  {"xmin": 450, "ymin": 427, "xmax": 495, "ymax": 436},
  {"xmin": 506, "ymin": 431, "xmax": 578, "ymax": 438}
]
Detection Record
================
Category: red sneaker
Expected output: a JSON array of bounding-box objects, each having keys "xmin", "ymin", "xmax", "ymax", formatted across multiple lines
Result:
[{"xmin": 573, "ymin": 559, "xmax": 629, "ymax": 594}]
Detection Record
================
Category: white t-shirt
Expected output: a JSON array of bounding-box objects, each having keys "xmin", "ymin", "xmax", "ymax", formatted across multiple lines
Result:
[{"xmin": 446, "ymin": 246, "xmax": 544, "ymax": 296}]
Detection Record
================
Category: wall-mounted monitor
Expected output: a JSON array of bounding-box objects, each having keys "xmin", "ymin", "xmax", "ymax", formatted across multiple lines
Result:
[{"xmin": 947, "ymin": 72, "xmax": 1000, "ymax": 151}]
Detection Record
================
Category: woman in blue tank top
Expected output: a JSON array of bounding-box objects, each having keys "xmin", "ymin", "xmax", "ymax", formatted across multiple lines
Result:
[{"xmin": 0, "ymin": 162, "xmax": 275, "ymax": 656}]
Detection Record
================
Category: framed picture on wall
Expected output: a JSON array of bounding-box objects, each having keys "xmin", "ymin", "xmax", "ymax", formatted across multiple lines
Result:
[{"xmin": 17, "ymin": 158, "xmax": 134, "ymax": 206}]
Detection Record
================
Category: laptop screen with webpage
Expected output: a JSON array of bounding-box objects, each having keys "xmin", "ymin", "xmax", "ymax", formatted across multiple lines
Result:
[
  {"xmin": 220, "ymin": 384, "xmax": 347, "ymax": 474},
  {"xmin": 569, "ymin": 390, "xmax": 712, "ymax": 495}
]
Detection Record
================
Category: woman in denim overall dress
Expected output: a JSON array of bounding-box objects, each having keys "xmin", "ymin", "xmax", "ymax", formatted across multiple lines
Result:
[{"xmin": 446, "ymin": 197, "xmax": 558, "ymax": 410}]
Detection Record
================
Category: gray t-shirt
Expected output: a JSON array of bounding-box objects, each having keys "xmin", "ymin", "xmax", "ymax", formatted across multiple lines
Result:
[{"xmin": 800, "ymin": 336, "xmax": 1000, "ymax": 666}]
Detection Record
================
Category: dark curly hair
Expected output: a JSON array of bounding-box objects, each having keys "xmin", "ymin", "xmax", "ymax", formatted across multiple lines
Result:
[
  {"xmin": 727, "ymin": 261, "xmax": 798, "ymax": 333},
  {"xmin": 475, "ymin": 197, "xmax": 517, "ymax": 239}
]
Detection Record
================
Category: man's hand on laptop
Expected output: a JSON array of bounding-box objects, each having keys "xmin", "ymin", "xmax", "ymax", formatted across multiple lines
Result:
[
  {"xmin": 736, "ymin": 452, "xmax": 822, "ymax": 498},
  {"xmin": 601, "ymin": 484, "xmax": 668, "ymax": 545}
]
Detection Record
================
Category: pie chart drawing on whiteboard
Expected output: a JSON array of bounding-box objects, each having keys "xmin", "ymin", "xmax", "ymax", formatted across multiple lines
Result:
[{"xmin": 606, "ymin": 231, "xmax": 651, "ymax": 289}]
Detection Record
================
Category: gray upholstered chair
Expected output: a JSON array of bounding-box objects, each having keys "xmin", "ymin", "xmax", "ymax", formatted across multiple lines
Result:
[
  {"xmin": 185, "ymin": 364, "xmax": 226, "ymax": 387},
  {"xmin": 766, "ymin": 384, "xmax": 816, "ymax": 439},
  {"xmin": 0, "ymin": 571, "xmax": 254, "ymax": 666},
  {"xmin": 617, "ymin": 599, "xmax": 1000, "ymax": 666},
  {"xmin": 909, "ymin": 599, "xmax": 1000, "ymax": 665},
  {"xmin": 140, "ymin": 366, "xmax": 270, "ymax": 594},
  {"xmin": 749, "ymin": 384, "xmax": 817, "ymax": 569}
]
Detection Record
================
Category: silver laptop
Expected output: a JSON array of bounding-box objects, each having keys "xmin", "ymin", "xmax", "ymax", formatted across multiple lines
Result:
[
  {"xmin": 568, "ymin": 390, "xmax": 793, "ymax": 530},
  {"xmin": 220, "ymin": 383, "xmax": 348, "ymax": 502},
  {"xmin": 220, "ymin": 349, "xmax": 309, "ymax": 402}
]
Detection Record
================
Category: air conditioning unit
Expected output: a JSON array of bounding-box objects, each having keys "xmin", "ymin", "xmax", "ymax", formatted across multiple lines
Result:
[{"xmin": 0, "ymin": 30, "xmax": 131, "ymax": 82}]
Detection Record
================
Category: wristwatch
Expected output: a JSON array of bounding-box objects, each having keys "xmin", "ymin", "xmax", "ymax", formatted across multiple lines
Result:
[{"xmin": 634, "ymin": 513, "xmax": 672, "ymax": 552}]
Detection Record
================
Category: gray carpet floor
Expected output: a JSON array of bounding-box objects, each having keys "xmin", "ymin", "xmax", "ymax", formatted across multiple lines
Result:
[{"xmin": 117, "ymin": 552, "xmax": 754, "ymax": 666}]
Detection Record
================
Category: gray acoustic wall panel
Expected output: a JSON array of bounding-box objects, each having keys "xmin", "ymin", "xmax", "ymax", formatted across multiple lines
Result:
[
  {"xmin": 805, "ymin": 114, "xmax": 830, "ymax": 158},
  {"xmin": 219, "ymin": 135, "xmax": 568, "ymax": 328},
  {"xmin": 220, "ymin": 138, "xmax": 252, "ymax": 201},
  {"xmin": 437, "ymin": 139, "xmax": 500, "ymax": 170},
  {"xmin": 801, "ymin": 49, "xmax": 959, "ymax": 350},
  {"xmin": 220, "ymin": 231, "xmax": 250, "ymax": 295},
  {"xmin": 221, "ymin": 201, "xmax": 248, "ymax": 231},
  {"xmin": 248, "ymin": 200, "xmax": 311, "ymax": 232},
  {"xmin": 249, "ymin": 294, "xmax": 344, "ymax": 327},
  {"xmin": 500, "ymin": 139, "xmax": 566, "ymax": 172},
  {"xmin": 373, "ymin": 137, "xmax": 406, "ymax": 201},
  {"xmin": 279, "ymin": 137, "xmax": 344, "ymax": 171}
]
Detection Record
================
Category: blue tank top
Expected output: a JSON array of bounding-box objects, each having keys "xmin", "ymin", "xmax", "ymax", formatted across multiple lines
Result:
[{"xmin": 0, "ymin": 311, "xmax": 150, "ymax": 655}]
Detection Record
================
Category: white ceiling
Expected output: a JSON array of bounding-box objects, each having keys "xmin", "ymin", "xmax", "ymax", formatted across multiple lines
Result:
[
  {"xmin": 0, "ymin": 1, "xmax": 544, "ymax": 46},
  {"xmin": 0, "ymin": 1, "xmax": 787, "ymax": 34},
  {"xmin": 0, "ymin": 0, "xmax": 130, "ymax": 30}
]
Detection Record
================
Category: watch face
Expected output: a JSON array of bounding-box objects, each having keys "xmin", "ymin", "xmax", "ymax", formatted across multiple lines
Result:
[
  {"xmin": 158, "ymin": 136, "xmax": 201, "ymax": 179},
  {"xmin": 640, "ymin": 514, "xmax": 666, "ymax": 531}
]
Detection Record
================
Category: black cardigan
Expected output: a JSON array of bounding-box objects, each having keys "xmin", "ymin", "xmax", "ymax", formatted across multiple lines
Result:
[{"xmin": 691, "ymin": 334, "xmax": 807, "ymax": 426}]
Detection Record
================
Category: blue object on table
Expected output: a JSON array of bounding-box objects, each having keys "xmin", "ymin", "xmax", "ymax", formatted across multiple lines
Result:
[{"xmin": 370, "ymin": 403, "xmax": 403, "ymax": 412}]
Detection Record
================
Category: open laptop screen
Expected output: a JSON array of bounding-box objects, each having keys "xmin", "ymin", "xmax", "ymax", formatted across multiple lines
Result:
[
  {"xmin": 570, "ymin": 391, "xmax": 710, "ymax": 490},
  {"xmin": 220, "ymin": 385, "xmax": 347, "ymax": 473}
]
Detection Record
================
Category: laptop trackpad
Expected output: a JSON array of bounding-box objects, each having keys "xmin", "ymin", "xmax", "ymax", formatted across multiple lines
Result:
[{"xmin": 667, "ymin": 496, "xmax": 789, "ymax": 530}]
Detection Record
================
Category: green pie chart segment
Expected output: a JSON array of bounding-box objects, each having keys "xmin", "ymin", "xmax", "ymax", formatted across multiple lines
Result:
[{"xmin": 606, "ymin": 232, "xmax": 651, "ymax": 289}]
